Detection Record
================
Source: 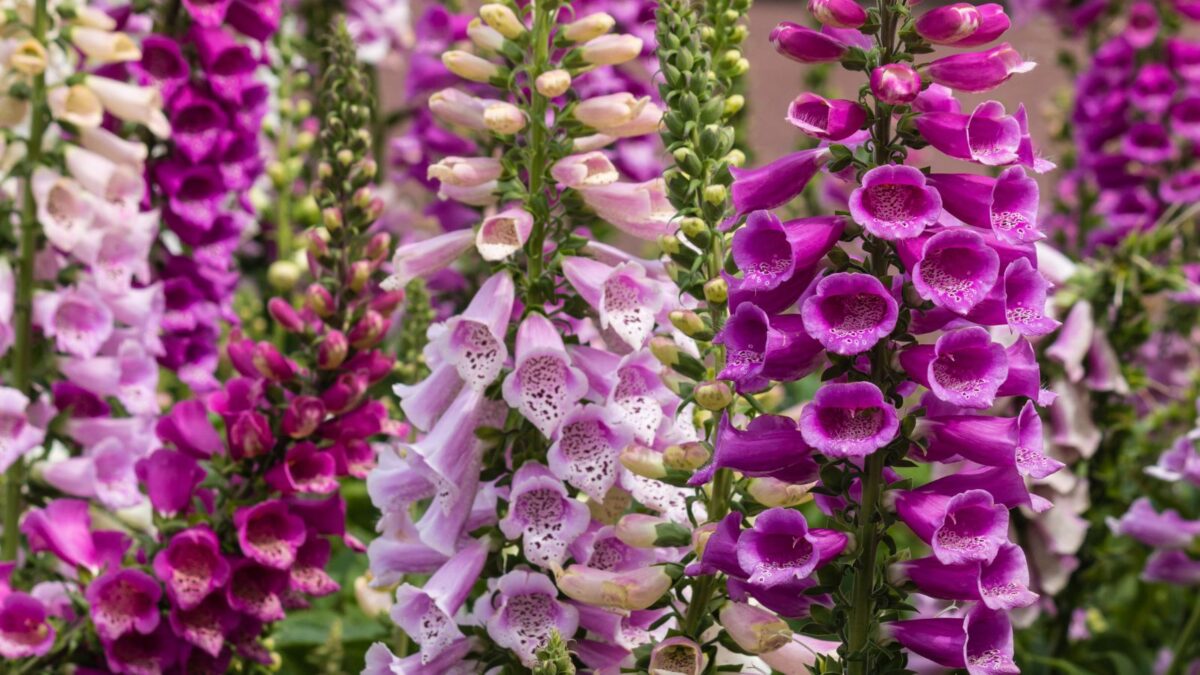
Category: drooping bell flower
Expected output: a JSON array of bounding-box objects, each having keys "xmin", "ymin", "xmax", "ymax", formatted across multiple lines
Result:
[
  {"xmin": 391, "ymin": 540, "xmax": 487, "ymax": 666},
  {"xmin": 895, "ymin": 488, "xmax": 1010, "ymax": 565},
  {"xmin": 169, "ymin": 593, "xmax": 236, "ymax": 658},
  {"xmin": 264, "ymin": 442, "xmax": 339, "ymax": 495},
  {"xmin": 0, "ymin": 592, "xmax": 56, "ymax": 659},
  {"xmin": 931, "ymin": 169, "xmax": 1042, "ymax": 244},
  {"xmin": 801, "ymin": 272, "xmax": 899, "ymax": 355},
  {"xmin": 770, "ymin": 22, "xmax": 848, "ymax": 63},
  {"xmin": 86, "ymin": 568, "xmax": 163, "ymax": 641},
  {"xmin": 886, "ymin": 604, "xmax": 1019, "ymax": 674},
  {"xmin": 1143, "ymin": 550, "xmax": 1200, "ymax": 585},
  {"xmin": 927, "ymin": 43, "xmax": 1035, "ymax": 93},
  {"xmin": 870, "ymin": 64, "xmax": 922, "ymax": 106},
  {"xmin": 786, "ymin": 93, "xmax": 866, "ymax": 141},
  {"xmin": 718, "ymin": 602, "xmax": 792, "ymax": 655},
  {"xmin": 1045, "ymin": 301, "xmax": 1093, "ymax": 383},
  {"xmin": 152, "ymin": 526, "xmax": 230, "ymax": 611},
  {"xmin": 912, "ymin": 228, "xmax": 1000, "ymax": 314},
  {"xmin": 1122, "ymin": 122, "xmax": 1175, "ymax": 164},
  {"xmin": 232, "ymin": 500, "xmax": 307, "ymax": 569},
  {"xmin": 136, "ymin": 449, "xmax": 206, "ymax": 516},
  {"xmin": 498, "ymin": 462, "xmax": 590, "ymax": 569},
  {"xmin": 735, "ymin": 508, "xmax": 847, "ymax": 587},
  {"xmin": 893, "ymin": 542, "xmax": 1038, "ymax": 611},
  {"xmin": 691, "ymin": 414, "xmax": 819, "ymax": 486},
  {"xmin": 917, "ymin": 101, "xmax": 1050, "ymax": 171},
  {"xmin": 576, "ymin": 178, "xmax": 676, "ymax": 240},
  {"xmin": 900, "ymin": 327, "xmax": 1009, "ymax": 409},
  {"xmin": 555, "ymin": 564, "xmax": 675, "ymax": 611},
  {"xmin": 289, "ymin": 537, "xmax": 339, "ymax": 597},
  {"xmin": 20, "ymin": 499, "xmax": 128, "ymax": 573},
  {"xmin": 476, "ymin": 208, "xmax": 534, "ymax": 262},
  {"xmin": 33, "ymin": 284, "xmax": 114, "ymax": 357},
  {"xmin": 501, "ymin": 313, "xmax": 588, "ymax": 438},
  {"xmin": 1109, "ymin": 498, "xmax": 1200, "ymax": 549},
  {"xmin": 484, "ymin": 570, "xmax": 580, "ymax": 668},
  {"xmin": 225, "ymin": 560, "xmax": 288, "ymax": 622},
  {"xmin": 729, "ymin": 148, "xmax": 829, "ymax": 214},
  {"xmin": 563, "ymin": 256, "xmax": 664, "ymax": 350},
  {"xmin": 0, "ymin": 387, "xmax": 44, "ymax": 474},
  {"xmin": 551, "ymin": 152, "xmax": 620, "ymax": 189},
  {"xmin": 547, "ymin": 404, "xmax": 633, "ymax": 503},
  {"xmin": 729, "ymin": 210, "xmax": 843, "ymax": 299},
  {"xmin": 800, "ymin": 381, "xmax": 900, "ymax": 458},
  {"xmin": 716, "ymin": 303, "xmax": 822, "ymax": 393},
  {"xmin": 380, "ymin": 229, "xmax": 475, "ymax": 291},
  {"xmin": 918, "ymin": 401, "xmax": 1062, "ymax": 478},
  {"xmin": 849, "ymin": 165, "xmax": 943, "ymax": 240}
]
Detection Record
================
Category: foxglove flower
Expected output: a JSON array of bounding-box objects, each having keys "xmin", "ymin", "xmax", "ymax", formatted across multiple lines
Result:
[
  {"xmin": 786, "ymin": 93, "xmax": 866, "ymax": 140},
  {"xmin": 887, "ymin": 604, "xmax": 1019, "ymax": 674},
  {"xmin": 736, "ymin": 508, "xmax": 848, "ymax": 587},
  {"xmin": 86, "ymin": 568, "xmax": 163, "ymax": 641},
  {"xmin": 927, "ymin": 43, "xmax": 1035, "ymax": 93},
  {"xmin": 901, "ymin": 327, "xmax": 1009, "ymax": 409},
  {"xmin": 563, "ymin": 256, "xmax": 665, "ymax": 350},
  {"xmin": 912, "ymin": 229, "xmax": 1001, "ymax": 314},
  {"xmin": 233, "ymin": 500, "xmax": 307, "ymax": 570},
  {"xmin": 498, "ymin": 462, "xmax": 590, "ymax": 568},
  {"xmin": 800, "ymin": 382, "xmax": 900, "ymax": 458},
  {"xmin": 801, "ymin": 272, "xmax": 899, "ymax": 355},
  {"xmin": 896, "ymin": 489, "xmax": 1011, "ymax": 565},
  {"xmin": 730, "ymin": 149, "xmax": 829, "ymax": 214},
  {"xmin": 501, "ymin": 313, "xmax": 589, "ymax": 437},
  {"xmin": 849, "ymin": 165, "xmax": 943, "ymax": 240}
]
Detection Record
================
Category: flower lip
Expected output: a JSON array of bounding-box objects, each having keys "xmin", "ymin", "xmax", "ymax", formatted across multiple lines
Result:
[
  {"xmin": 912, "ymin": 228, "xmax": 1000, "ymax": 315},
  {"xmin": 849, "ymin": 165, "xmax": 943, "ymax": 240},
  {"xmin": 801, "ymin": 272, "xmax": 899, "ymax": 355},
  {"xmin": 786, "ymin": 93, "xmax": 866, "ymax": 141},
  {"xmin": 800, "ymin": 381, "xmax": 900, "ymax": 458}
]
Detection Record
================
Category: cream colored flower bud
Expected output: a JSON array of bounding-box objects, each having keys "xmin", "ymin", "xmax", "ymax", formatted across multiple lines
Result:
[
  {"xmin": 0, "ymin": 97, "xmax": 28, "ymax": 127},
  {"xmin": 354, "ymin": 575, "xmax": 393, "ymax": 617},
  {"xmin": 575, "ymin": 93, "xmax": 646, "ymax": 129},
  {"xmin": 10, "ymin": 39, "xmax": 47, "ymax": 76},
  {"xmin": 480, "ymin": 4, "xmax": 526, "ymax": 39},
  {"xmin": 85, "ymin": 76, "xmax": 170, "ymax": 137},
  {"xmin": 72, "ymin": 28, "xmax": 141, "ymax": 63},
  {"xmin": 48, "ymin": 85, "xmax": 104, "ymax": 128},
  {"xmin": 483, "ymin": 102, "xmax": 526, "ymax": 134},
  {"xmin": 467, "ymin": 17, "xmax": 506, "ymax": 52},
  {"xmin": 580, "ymin": 34, "xmax": 644, "ymax": 66},
  {"xmin": 536, "ymin": 69, "xmax": 572, "ymax": 98},
  {"xmin": 78, "ymin": 125, "xmax": 148, "ymax": 166},
  {"xmin": 719, "ymin": 602, "xmax": 792, "ymax": 654},
  {"xmin": 70, "ymin": 6, "xmax": 119, "ymax": 29},
  {"xmin": 442, "ymin": 50, "xmax": 502, "ymax": 83},
  {"xmin": 747, "ymin": 477, "xmax": 817, "ymax": 508},
  {"xmin": 562, "ymin": 12, "xmax": 615, "ymax": 42}
]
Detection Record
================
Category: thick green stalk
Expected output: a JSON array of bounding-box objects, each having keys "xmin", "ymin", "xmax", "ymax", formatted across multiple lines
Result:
[
  {"xmin": 524, "ymin": 2, "xmax": 555, "ymax": 305},
  {"xmin": 3, "ymin": 0, "xmax": 49, "ymax": 562}
]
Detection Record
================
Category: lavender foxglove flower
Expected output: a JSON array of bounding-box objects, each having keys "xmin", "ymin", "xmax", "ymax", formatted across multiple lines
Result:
[
  {"xmin": 498, "ymin": 462, "xmax": 590, "ymax": 568},
  {"xmin": 483, "ymin": 570, "xmax": 580, "ymax": 667},
  {"xmin": 800, "ymin": 382, "xmax": 900, "ymax": 458},
  {"xmin": 801, "ymin": 272, "xmax": 899, "ymax": 355},
  {"xmin": 501, "ymin": 313, "xmax": 589, "ymax": 437},
  {"xmin": 849, "ymin": 165, "xmax": 943, "ymax": 240}
]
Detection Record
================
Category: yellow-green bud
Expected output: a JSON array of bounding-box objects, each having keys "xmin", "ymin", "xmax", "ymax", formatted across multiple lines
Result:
[
  {"xmin": 663, "ymin": 442, "xmax": 710, "ymax": 471},
  {"xmin": 747, "ymin": 477, "xmax": 817, "ymax": 508},
  {"xmin": 619, "ymin": 444, "xmax": 666, "ymax": 480},
  {"xmin": 695, "ymin": 380, "xmax": 734, "ymax": 411},
  {"xmin": 703, "ymin": 277, "xmax": 728, "ymax": 305},
  {"xmin": 295, "ymin": 99, "xmax": 313, "ymax": 118},
  {"xmin": 322, "ymin": 207, "xmax": 343, "ymax": 231},
  {"xmin": 480, "ymin": 4, "xmax": 526, "ymax": 39},
  {"xmin": 267, "ymin": 260, "xmax": 301, "ymax": 292},
  {"xmin": 724, "ymin": 94, "xmax": 745, "ymax": 117},
  {"xmin": 724, "ymin": 149, "xmax": 746, "ymax": 167},
  {"xmin": 703, "ymin": 184, "xmax": 727, "ymax": 205},
  {"xmin": 680, "ymin": 217, "xmax": 708, "ymax": 239},
  {"xmin": 266, "ymin": 161, "xmax": 288, "ymax": 188},
  {"xmin": 649, "ymin": 336, "xmax": 680, "ymax": 366},
  {"xmin": 669, "ymin": 309, "xmax": 708, "ymax": 339},
  {"xmin": 658, "ymin": 233, "xmax": 681, "ymax": 256},
  {"xmin": 733, "ymin": 58, "xmax": 750, "ymax": 76},
  {"xmin": 722, "ymin": 49, "xmax": 742, "ymax": 67}
]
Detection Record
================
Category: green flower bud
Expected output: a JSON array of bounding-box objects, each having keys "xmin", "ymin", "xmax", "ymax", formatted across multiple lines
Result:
[
  {"xmin": 268, "ymin": 260, "xmax": 302, "ymax": 292},
  {"xmin": 695, "ymin": 380, "xmax": 734, "ymax": 411},
  {"xmin": 703, "ymin": 277, "xmax": 728, "ymax": 305},
  {"xmin": 703, "ymin": 184, "xmax": 727, "ymax": 205}
]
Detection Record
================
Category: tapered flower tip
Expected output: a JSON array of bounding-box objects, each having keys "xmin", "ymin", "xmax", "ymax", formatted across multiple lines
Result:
[
  {"xmin": 786, "ymin": 93, "xmax": 867, "ymax": 141},
  {"xmin": 933, "ymin": 489, "xmax": 1009, "ymax": 565},
  {"xmin": 800, "ymin": 381, "xmax": 899, "ymax": 458},
  {"xmin": 697, "ymin": 413, "xmax": 818, "ymax": 485},
  {"xmin": 551, "ymin": 152, "xmax": 619, "ymax": 189},
  {"xmin": 927, "ymin": 43, "xmax": 1035, "ymax": 93},
  {"xmin": 913, "ymin": 228, "xmax": 1000, "ymax": 314},
  {"xmin": 770, "ymin": 22, "xmax": 847, "ymax": 63},
  {"xmin": 85, "ymin": 568, "xmax": 163, "ymax": 642},
  {"xmin": 730, "ymin": 148, "xmax": 829, "ymax": 214},
  {"xmin": 381, "ymin": 229, "xmax": 475, "ymax": 291},
  {"xmin": 957, "ymin": 4, "xmax": 1011, "ymax": 47},
  {"xmin": 848, "ymin": 164, "xmax": 942, "ymax": 240},
  {"xmin": 476, "ymin": 208, "xmax": 534, "ymax": 262},
  {"xmin": 232, "ymin": 500, "xmax": 307, "ymax": 569},
  {"xmin": 801, "ymin": 272, "xmax": 898, "ymax": 355}
]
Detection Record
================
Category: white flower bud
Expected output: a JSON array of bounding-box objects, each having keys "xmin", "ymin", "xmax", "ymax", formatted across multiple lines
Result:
[
  {"xmin": 480, "ymin": 4, "xmax": 526, "ymax": 39},
  {"xmin": 483, "ymin": 102, "xmax": 526, "ymax": 134},
  {"xmin": 536, "ymin": 69, "xmax": 572, "ymax": 98},
  {"xmin": 580, "ymin": 34, "xmax": 644, "ymax": 66},
  {"xmin": 442, "ymin": 50, "xmax": 501, "ymax": 83},
  {"xmin": 562, "ymin": 12, "xmax": 615, "ymax": 42}
]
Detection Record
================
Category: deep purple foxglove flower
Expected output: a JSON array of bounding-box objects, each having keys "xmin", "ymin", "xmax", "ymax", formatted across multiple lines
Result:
[
  {"xmin": 102, "ymin": 623, "xmax": 179, "ymax": 675},
  {"xmin": 729, "ymin": 210, "xmax": 843, "ymax": 297},
  {"xmin": 0, "ymin": 592, "xmax": 55, "ymax": 658},
  {"xmin": 915, "ymin": 3, "xmax": 982, "ymax": 44},
  {"xmin": 153, "ymin": 526, "xmax": 229, "ymax": 611},
  {"xmin": 1125, "ymin": 0, "xmax": 1160, "ymax": 48},
  {"xmin": 225, "ymin": 560, "xmax": 288, "ymax": 622},
  {"xmin": 156, "ymin": 399, "xmax": 221, "ymax": 459},
  {"xmin": 501, "ymin": 313, "xmax": 588, "ymax": 437},
  {"xmin": 800, "ymin": 381, "xmax": 899, "ymax": 458},
  {"xmin": 86, "ymin": 568, "xmax": 163, "ymax": 641},
  {"xmin": 912, "ymin": 229, "xmax": 1000, "ymax": 314},
  {"xmin": 1109, "ymin": 498, "xmax": 1200, "ymax": 549},
  {"xmin": 170, "ymin": 593, "xmax": 236, "ymax": 658},
  {"xmin": 190, "ymin": 26, "xmax": 257, "ymax": 101},
  {"xmin": 919, "ymin": 401, "xmax": 1063, "ymax": 478},
  {"xmin": 895, "ymin": 488, "xmax": 1010, "ymax": 565},
  {"xmin": 691, "ymin": 414, "xmax": 819, "ymax": 486},
  {"xmin": 484, "ymin": 570, "xmax": 580, "ymax": 667},
  {"xmin": 801, "ymin": 272, "xmax": 899, "ymax": 355},
  {"xmin": 498, "ymin": 462, "xmax": 590, "ymax": 568},
  {"xmin": 917, "ymin": 101, "xmax": 1050, "ymax": 172},
  {"xmin": 926, "ymin": 168, "xmax": 1041, "ymax": 243},
  {"xmin": 770, "ymin": 22, "xmax": 848, "ymax": 63},
  {"xmin": 548, "ymin": 404, "xmax": 633, "ymax": 502},
  {"xmin": 1122, "ymin": 122, "xmax": 1175, "ymax": 164},
  {"xmin": 392, "ymin": 541, "xmax": 486, "ymax": 665},
  {"xmin": 226, "ymin": 0, "xmax": 282, "ymax": 42},
  {"xmin": 736, "ymin": 508, "xmax": 847, "ymax": 587},
  {"xmin": 887, "ymin": 604, "xmax": 1018, "ymax": 674},
  {"xmin": 900, "ymin": 327, "xmax": 1009, "ymax": 409},
  {"xmin": 136, "ymin": 449, "xmax": 205, "ymax": 516},
  {"xmin": 290, "ymin": 538, "xmax": 339, "ymax": 597},
  {"xmin": 927, "ymin": 43, "xmax": 1035, "ymax": 93},
  {"xmin": 786, "ymin": 93, "xmax": 867, "ymax": 140},
  {"xmin": 870, "ymin": 64, "xmax": 922, "ymax": 105},
  {"xmin": 893, "ymin": 542, "xmax": 1038, "ymax": 611},
  {"xmin": 717, "ymin": 302, "xmax": 823, "ymax": 392},
  {"xmin": 563, "ymin": 256, "xmax": 664, "ymax": 350},
  {"xmin": 233, "ymin": 500, "xmax": 307, "ymax": 569},
  {"xmin": 1130, "ymin": 64, "xmax": 1177, "ymax": 115},
  {"xmin": 182, "ymin": 0, "xmax": 232, "ymax": 27},
  {"xmin": 1000, "ymin": 257, "xmax": 1060, "ymax": 336},
  {"xmin": 848, "ymin": 165, "xmax": 942, "ymax": 240},
  {"xmin": 729, "ymin": 148, "xmax": 829, "ymax": 214}
]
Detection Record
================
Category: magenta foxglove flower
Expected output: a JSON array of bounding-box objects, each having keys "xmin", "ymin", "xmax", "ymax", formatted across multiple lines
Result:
[
  {"xmin": 808, "ymin": 0, "xmax": 867, "ymax": 28},
  {"xmin": 786, "ymin": 93, "xmax": 867, "ymax": 140},
  {"xmin": 392, "ymin": 540, "xmax": 487, "ymax": 666},
  {"xmin": 1130, "ymin": 64, "xmax": 1177, "ymax": 114},
  {"xmin": 692, "ymin": 414, "xmax": 819, "ymax": 486},
  {"xmin": 153, "ymin": 526, "xmax": 230, "ymax": 611},
  {"xmin": 887, "ymin": 604, "xmax": 1018, "ymax": 674},
  {"xmin": 928, "ymin": 168, "xmax": 1044, "ymax": 244},
  {"xmin": 102, "ymin": 623, "xmax": 179, "ymax": 675},
  {"xmin": 135, "ymin": 449, "xmax": 205, "ymax": 516},
  {"xmin": 1122, "ymin": 122, "xmax": 1175, "ymax": 164},
  {"xmin": 917, "ymin": 101, "xmax": 1050, "ymax": 172},
  {"xmin": 182, "ymin": 0, "xmax": 232, "ymax": 27},
  {"xmin": 729, "ymin": 148, "xmax": 829, "ymax": 214},
  {"xmin": 893, "ymin": 542, "xmax": 1038, "ymax": 611},
  {"xmin": 1109, "ymin": 498, "xmax": 1200, "ymax": 549},
  {"xmin": 1000, "ymin": 257, "xmax": 1060, "ymax": 336},
  {"xmin": 896, "ymin": 488, "xmax": 1010, "ymax": 565},
  {"xmin": 225, "ymin": 560, "xmax": 288, "ymax": 622},
  {"xmin": 716, "ymin": 302, "xmax": 823, "ymax": 393},
  {"xmin": 233, "ymin": 500, "xmax": 307, "ymax": 569},
  {"xmin": 498, "ymin": 462, "xmax": 590, "ymax": 568},
  {"xmin": 915, "ymin": 3, "xmax": 982, "ymax": 44},
  {"xmin": 483, "ymin": 571, "xmax": 580, "ymax": 667},
  {"xmin": 736, "ymin": 508, "xmax": 847, "ymax": 587},
  {"xmin": 0, "ymin": 387, "xmax": 44, "ymax": 474},
  {"xmin": 919, "ymin": 401, "xmax": 1063, "ymax": 478},
  {"xmin": 848, "ymin": 165, "xmax": 942, "ymax": 240},
  {"xmin": 547, "ymin": 404, "xmax": 633, "ymax": 502},
  {"xmin": 801, "ymin": 272, "xmax": 899, "ymax": 355},
  {"xmin": 730, "ymin": 210, "xmax": 844, "ymax": 294},
  {"xmin": 870, "ymin": 64, "xmax": 922, "ymax": 105},
  {"xmin": 21, "ymin": 499, "xmax": 128, "ymax": 573},
  {"xmin": 86, "ymin": 568, "xmax": 163, "ymax": 641},
  {"xmin": 1143, "ymin": 550, "xmax": 1200, "ymax": 585},
  {"xmin": 0, "ymin": 591, "xmax": 55, "ymax": 659},
  {"xmin": 912, "ymin": 229, "xmax": 1000, "ymax": 314},
  {"xmin": 264, "ymin": 442, "xmax": 339, "ymax": 495},
  {"xmin": 770, "ymin": 22, "xmax": 848, "ymax": 62},
  {"xmin": 563, "ymin": 256, "xmax": 664, "ymax": 350},
  {"xmin": 901, "ymin": 327, "xmax": 1009, "ymax": 409},
  {"xmin": 501, "ymin": 313, "xmax": 588, "ymax": 438},
  {"xmin": 927, "ymin": 43, "xmax": 1035, "ymax": 93},
  {"xmin": 169, "ymin": 593, "xmax": 236, "ymax": 658},
  {"xmin": 800, "ymin": 381, "xmax": 900, "ymax": 458},
  {"xmin": 290, "ymin": 537, "xmax": 339, "ymax": 598}
]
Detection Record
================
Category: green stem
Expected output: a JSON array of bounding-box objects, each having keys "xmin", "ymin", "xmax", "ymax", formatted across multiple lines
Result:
[
  {"xmin": 524, "ymin": 3, "xmax": 555, "ymax": 305},
  {"xmin": 3, "ymin": 0, "xmax": 48, "ymax": 562},
  {"xmin": 1167, "ymin": 591, "xmax": 1200, "ymax": 675}
]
